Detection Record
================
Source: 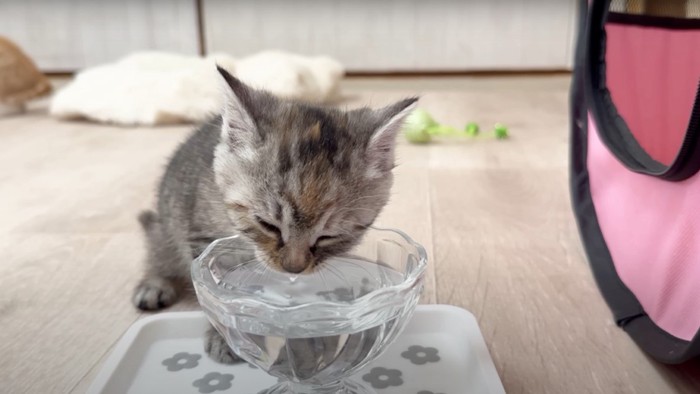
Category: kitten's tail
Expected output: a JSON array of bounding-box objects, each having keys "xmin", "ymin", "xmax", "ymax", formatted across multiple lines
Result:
[{"xmin": 137, "ymin": 210, "xmax": 159, "ymax": 231}]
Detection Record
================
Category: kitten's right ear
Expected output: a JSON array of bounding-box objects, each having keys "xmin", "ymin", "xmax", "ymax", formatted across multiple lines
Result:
[{"xmin": 217, "ymin": 65, "xmax": 258, "ymax": 148}]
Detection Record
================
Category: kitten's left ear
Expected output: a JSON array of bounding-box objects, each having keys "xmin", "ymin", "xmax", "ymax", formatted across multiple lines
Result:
[{"xmin": 367, "ymin": 97, "xmax": 418, "ymax": 176}]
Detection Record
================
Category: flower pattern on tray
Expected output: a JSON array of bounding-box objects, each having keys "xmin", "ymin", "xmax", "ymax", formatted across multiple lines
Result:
[
  {"xmin": 192, "ymin": 372, "xmax": 234, "ymax": 393},
  {"xmin": 362, "ymin": 367, "xmax": 404, "ymax": 389},
  {"xmin": 158, "ymin": 343, "xmax": 446, "ymax": 392},
  {"xmin": 162, "ymin": 352, "xmax": 202, "ymax": 372},
  {"xmin": 401, "ymin": 345, "xmax": 441, "ymax": 365}
]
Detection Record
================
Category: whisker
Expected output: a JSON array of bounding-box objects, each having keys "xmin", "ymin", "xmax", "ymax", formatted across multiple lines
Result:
[
  {"xmin": 344, "ymin": 194, "xmax": 387, "ymax": 201},
  {"xmin": 317, "ymin": 268, "xmax": 333, "ymax": 293},
  {"xmin": 335, "ymin": 219, "xmax": 374, "ymax": 230},
  {"xmin": 323, "ymin": 263, "xmax": 347, "ymax": 284},
  {"xmin": 333, "ymin": 207, "xmax": 379, "ymax": 215}
]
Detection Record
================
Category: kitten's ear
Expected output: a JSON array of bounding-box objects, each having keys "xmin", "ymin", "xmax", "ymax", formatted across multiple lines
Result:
[
  {"xmin": 366, "ymin": 97, "xmax": 418, "ymax": 176},
  {"xmin": 217, "ymin": 65, "xmax": 258, "ymax": 148}
]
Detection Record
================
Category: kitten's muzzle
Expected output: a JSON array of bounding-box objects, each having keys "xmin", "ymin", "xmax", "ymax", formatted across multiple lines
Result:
[{"xmin": 281, "ymin": 246, "xmax": 313, "ymax": 274}]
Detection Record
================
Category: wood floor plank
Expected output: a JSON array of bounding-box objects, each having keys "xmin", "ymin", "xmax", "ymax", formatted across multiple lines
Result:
[
  {"xmin": 0, "ymin": 121, "xmax": 190, "ymax": 234},
  {"xmin": 429, "ymin": 168, "xmax": 700, "ymax": 394},
  {"xmin": 0, "ymin": 234, "xmax": 144, "ymax": 393},
  {"xmin": 418, "ymin": 74, "xmax": 700, "ymax": 393}
]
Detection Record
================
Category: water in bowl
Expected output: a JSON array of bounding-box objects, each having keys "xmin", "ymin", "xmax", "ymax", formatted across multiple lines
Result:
[
  {"xmin": 213, "ymin": 255, "xmax": 405, "ymax": 309},
  {"xmin": 221, "ymin": 314, "xmax": 401, "ymax": 383},
  {"xmin": 208, "ymin": 256, "xmax": 411, "ymax": 384}
]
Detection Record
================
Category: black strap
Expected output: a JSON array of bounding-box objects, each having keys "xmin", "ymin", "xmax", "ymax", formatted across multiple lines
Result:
[{"xmin": 584, "ymin": 0, "xmax": 700, "ymax": 181}]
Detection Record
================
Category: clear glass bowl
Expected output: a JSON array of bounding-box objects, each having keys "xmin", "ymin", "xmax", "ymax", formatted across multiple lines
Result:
[{"xmin": 191, "ymin": 228, "xmax": 427, "ymax": 394}]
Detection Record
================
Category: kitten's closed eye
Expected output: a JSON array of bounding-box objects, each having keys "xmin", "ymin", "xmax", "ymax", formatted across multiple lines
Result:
[
  {"xmin": 316, "ymin": 235, "xmax": 336, "ymax": 242},
  {"xmin": 314, "ymin": 235, "xmax": 340, "ymax": 248},
  {"xmin": 255, "ymin": 216, "xmax": 282, "ymax": 238},
  {"xmin": 310, "ymin": 235, "xmax": 339, "ymax": 257}
]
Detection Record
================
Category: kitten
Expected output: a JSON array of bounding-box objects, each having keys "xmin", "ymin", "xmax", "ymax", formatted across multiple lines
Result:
[{"xmin": 133, "ymin": 66, "xmax": 417, "ymax": 363}]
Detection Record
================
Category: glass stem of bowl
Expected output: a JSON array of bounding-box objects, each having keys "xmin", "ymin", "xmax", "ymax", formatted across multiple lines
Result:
[{"xmin": 286, "ymin": 379, "xmax": 372, "ymax": 394}]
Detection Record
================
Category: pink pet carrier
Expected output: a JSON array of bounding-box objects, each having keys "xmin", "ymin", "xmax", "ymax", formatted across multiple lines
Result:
[{"xmin": 571, "ymin": 0, "xmax": 700, "ymax": 363}]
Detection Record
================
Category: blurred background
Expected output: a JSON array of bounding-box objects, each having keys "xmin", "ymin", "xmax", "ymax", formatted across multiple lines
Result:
[{"xmin": 0, "ymin": 0, "xmax": 578, "ymax": 74}]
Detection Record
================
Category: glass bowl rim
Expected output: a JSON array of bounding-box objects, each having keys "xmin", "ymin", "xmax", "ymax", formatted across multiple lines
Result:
[{"xmin": 190, "ymin": 227, "xmax": 428, "ymax": 316}]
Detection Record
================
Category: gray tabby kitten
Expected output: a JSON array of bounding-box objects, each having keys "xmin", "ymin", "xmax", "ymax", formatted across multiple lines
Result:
[{"xmin": 133, "ymin": 67, "xmax": 417, "ymax": 363}]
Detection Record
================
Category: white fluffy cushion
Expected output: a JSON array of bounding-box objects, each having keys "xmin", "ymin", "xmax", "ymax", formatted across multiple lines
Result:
[{"xmin": 50, "ymin": 51, "xmax": 344, "ymax": 125}]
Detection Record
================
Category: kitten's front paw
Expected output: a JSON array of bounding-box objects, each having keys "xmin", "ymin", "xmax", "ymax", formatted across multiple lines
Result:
[
  {"xmin": 205, "ymin": 327, "xmax": 242, "ymax": 364},
  {"xmin": 132, "ymin": 277, "xmax": 178, "ymax": 310}
]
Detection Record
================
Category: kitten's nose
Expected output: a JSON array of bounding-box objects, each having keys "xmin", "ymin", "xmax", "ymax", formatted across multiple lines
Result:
[{"xmin": 281, "ymin": 247, "xmax": 312, "ymax": 274}]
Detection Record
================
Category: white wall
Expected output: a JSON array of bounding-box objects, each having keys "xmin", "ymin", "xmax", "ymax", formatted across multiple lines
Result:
[
  {"xmin": 0, "ymin": 0, "xmax": 200, "ymax": 71},
  {"xmin": 0, "ymin": 0, "xmax": 577, "ymax": 72},
  {"xmin": 203, "ymin": 0, "xmax": 577, "ymax": 71}
]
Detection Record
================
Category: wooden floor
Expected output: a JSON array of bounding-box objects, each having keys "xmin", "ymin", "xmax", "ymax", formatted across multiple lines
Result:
[{"xmin": 2, "ymin": 76, "xmax": 699, "ymax": 393}]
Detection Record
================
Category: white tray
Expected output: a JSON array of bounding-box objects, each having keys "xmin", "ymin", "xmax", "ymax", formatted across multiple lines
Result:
[{"xmin": 87, "ymin": 305, "xmax": 504, "ymax": 394}]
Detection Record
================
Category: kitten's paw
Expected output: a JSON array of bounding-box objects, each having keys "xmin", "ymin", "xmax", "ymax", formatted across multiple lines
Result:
[
  {"xmin": 205, "ymin": 327, "xmax": 242, "ymax": 364},
  {"xmin": 132, "ymin": 277, "xmax": 178, "ymax": 310}
]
